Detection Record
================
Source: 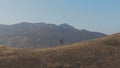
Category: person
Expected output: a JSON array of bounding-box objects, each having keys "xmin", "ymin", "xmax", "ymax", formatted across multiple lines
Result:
[{"xmin": 60, "ymin": 38, "xmax": 63, "ymax": 45}]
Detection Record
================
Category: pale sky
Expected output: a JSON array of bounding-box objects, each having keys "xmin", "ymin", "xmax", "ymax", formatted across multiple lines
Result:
[{"xmin": 0, "ymin": 0, "xmax": 120, "ymax": 34}]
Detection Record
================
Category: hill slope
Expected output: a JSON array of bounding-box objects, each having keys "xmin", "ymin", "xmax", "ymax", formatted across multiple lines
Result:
[
  {"xmin": 0, "ymin": 22, "xmax": 106, "ymax": 48},
  {"xmin": 0, "ymin": 33, "xmax": 120, "ymax": 68}
]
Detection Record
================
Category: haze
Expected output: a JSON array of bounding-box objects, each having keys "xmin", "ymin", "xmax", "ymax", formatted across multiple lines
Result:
[{"xmin": 0, "ymin": 0, "xmax": 120, "ymax": 34}]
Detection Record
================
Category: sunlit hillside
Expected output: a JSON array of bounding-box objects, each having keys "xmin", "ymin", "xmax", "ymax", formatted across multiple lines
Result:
[{"xmin": 0, "ymin": 33, "xmax": 120, "ymax": 68}]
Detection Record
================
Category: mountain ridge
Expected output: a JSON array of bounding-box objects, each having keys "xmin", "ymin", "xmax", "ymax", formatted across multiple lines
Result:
[{"xmin": 0, "ymin": 22, "xmax": 106, "ymax": 48}]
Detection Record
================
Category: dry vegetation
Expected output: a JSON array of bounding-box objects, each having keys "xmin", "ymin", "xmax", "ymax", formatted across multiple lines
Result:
[{"xmin": 0, "ymin": 33, "xmax": 120, "ymax": 68}]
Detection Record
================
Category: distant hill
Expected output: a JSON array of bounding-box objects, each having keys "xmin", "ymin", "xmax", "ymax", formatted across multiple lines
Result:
[
  {"xmin": 0, "ymin": 33, "xmax": 120, "ymax": 68},
  {"xmin": 0, "ymin": 22, "xmax": 106, "ymax": 48}
]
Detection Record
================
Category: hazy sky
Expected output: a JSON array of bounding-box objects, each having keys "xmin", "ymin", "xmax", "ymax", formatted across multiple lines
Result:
[{"xmin": 0, "ymin": 0, "xmax": 120, "ymax": 34}]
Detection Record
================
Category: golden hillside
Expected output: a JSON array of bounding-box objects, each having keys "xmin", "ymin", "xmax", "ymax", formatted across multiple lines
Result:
[{"xmin": 0, "ymin": 33, "xmax": 120, "ymax": 68}]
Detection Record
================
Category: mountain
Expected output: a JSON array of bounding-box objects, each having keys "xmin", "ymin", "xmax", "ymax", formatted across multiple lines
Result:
[
  {"xmin": 0, "ymin": 22, "xmax": 106, "ymax": 48},
  {"xmin": 0, "ymin": 33, "xmax": 120, "ymax": 68}
]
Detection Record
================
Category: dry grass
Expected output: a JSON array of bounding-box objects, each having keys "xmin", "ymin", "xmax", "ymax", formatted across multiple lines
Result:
[{"xmin": 0, "ymin": 33, "xmax": 120, "ymax": 68}]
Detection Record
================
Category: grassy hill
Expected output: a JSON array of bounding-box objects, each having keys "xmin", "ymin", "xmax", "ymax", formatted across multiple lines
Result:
[{"xmin": 0, "ymin": 33, "xmax": 120, "ymax": 68}]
